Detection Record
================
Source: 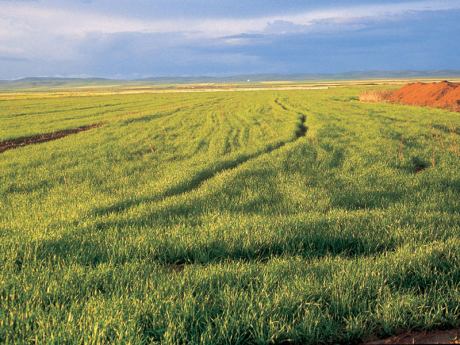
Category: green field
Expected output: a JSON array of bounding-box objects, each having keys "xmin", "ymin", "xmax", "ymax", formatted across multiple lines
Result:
[{"xmin": 1, "ymin": 85, "xmax": 459, "ymax": 344}]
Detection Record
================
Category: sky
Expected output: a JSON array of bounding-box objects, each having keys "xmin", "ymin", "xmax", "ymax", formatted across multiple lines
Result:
[{"xmin": 0, "ymin": 0, "xmax": 459, "ymax": 79}]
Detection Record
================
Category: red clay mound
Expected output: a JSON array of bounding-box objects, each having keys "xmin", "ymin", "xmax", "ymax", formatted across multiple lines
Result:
[
  {"xmin": 387, "ymin": 81, "xmax": 460, "ymax": 111},
  {"xmin": 361, "ymin": 81, "xmax": 460, "ymax": 112}
]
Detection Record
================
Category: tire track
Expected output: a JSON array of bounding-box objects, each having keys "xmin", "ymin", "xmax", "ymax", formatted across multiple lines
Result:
[
  {"xmin": 92, "ymin": 114, "xmax": 308, "ymax": 217},
  {"xmin": 274, "ymin": 98, "xmax": 288, "ymax": 110}
]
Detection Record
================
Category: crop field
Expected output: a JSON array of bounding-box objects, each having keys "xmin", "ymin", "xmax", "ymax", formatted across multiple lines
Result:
[{"xmin": 1, "ymin": 85, "xmax": 460, "ymax": 344}]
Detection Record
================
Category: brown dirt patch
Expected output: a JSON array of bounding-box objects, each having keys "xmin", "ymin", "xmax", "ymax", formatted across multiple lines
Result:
[
  {"xmin": 361, "ymin": 81, "xmax": 460, "ymax": 112},
  {"xmin": 365, "ymin": 329, "xmax": 460, "ymax": 344},
  {"xmin": 0, "ymin": 123, "xmax": 102, "ymax": 154}
]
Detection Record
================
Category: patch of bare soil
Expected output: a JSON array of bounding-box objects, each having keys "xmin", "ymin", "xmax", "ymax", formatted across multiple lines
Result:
[
  {"xmin": 365, "ymin": 329, "xmax": 460, "ymax": 344},
  {"xmin": 361, "ymin": 81, "xmax": 460, "ymax": 112},
  {"xmin": 0, "ymin": 123, "xmax": 102, "ymax": 153}
]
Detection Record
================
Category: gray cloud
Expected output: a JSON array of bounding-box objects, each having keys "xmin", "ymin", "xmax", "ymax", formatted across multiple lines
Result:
[{"xmin": 0, "ymin": 0, "xmax": 459, "ymax": 78}]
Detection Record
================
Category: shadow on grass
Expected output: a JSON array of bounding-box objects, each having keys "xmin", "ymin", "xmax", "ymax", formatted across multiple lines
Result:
[
  {"xmin": 24, "ymin": 215, "xmax": 397, "ymax": 268},
  {"xmin": 92, "ymin": 113, "xmax": 309, "ymax": 218},
  {"xmin": 319, "ymin": 143, "xmax": 346, "ymax": 169},
  {"xmin": 432, "ymin": 123, "xmax": 460, "ymax": 136},
  {"xmin": 331, "ymin": 190, "xmax": 403, "ymax": 210},
  {"xmin": 121, "ymin": 107, "xmax": 185, "ymax": 125},
  {"xmin": 92, "ymin": 142, "xmax": 298, "ymax": 218}
]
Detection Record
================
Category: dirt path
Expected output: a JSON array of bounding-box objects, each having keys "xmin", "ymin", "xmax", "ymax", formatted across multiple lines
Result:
[
  {"xmin": 365, "ymin": 329, "xmax": 460, "ymax": 344},
  {"xmin": 0, "ymin": 123, "xmax": 102, "ymax": 154}
]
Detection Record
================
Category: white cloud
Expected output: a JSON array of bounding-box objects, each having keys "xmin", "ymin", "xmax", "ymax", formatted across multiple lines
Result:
[
  {"xmin": 1, "ymin": 0, "xmax": 459, "ymax": 39},
  {"xmin": 0, "ymin": 0, "xmax": 459, "ymax": 76},
  {"xmin": 282, "ymin": 0, "xmax": 460, "ymax": 25}
]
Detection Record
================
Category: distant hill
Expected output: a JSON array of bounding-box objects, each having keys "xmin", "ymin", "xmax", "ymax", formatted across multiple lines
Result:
[
  {"xmin": 136, "ymin": 70, "xmax": 460, "ymax": 84},
  {"xmin": 1, "ymin": 70, "xmax": 460, "ymax": 89},
  {"xmin": 0, "ymin": 77, "xmax": 116, "ymax": 89}
]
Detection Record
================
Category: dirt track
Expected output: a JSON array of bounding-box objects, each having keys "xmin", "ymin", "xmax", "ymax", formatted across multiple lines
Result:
[
  {"xmin": 365, "ymin": 328, "xmax": 460, "ymax": 344},
  {"xmin": 0, "ymin": 123, "xmax": 102, "ymax": 153}
]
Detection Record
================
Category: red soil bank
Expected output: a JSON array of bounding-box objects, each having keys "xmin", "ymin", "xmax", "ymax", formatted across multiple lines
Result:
[{"xmin": 386, "ymin": 81, "xmax": 460, "ymax": 112}]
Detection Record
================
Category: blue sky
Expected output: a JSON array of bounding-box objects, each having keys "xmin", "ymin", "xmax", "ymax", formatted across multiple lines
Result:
[{"xmin": 0, "ymin": 0, "xmax": 459, "ymax": 79}]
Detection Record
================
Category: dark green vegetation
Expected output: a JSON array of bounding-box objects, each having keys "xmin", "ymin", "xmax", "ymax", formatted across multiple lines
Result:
[{"xmin": 0, "ymin": 86, "xmax": 459, "ymax": 344}]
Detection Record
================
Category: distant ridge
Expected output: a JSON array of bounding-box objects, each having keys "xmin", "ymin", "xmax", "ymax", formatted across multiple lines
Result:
[
  {"xmin": 0, "ymin": 77, "xmax": 113, "ymax": 89},
  {"xmin": 137, "ymin": 70, "xmax": 460, "ymax": 83},
  {"xmin": 1, "ymin": 70, "xmax": 460, "ymax": 89}
]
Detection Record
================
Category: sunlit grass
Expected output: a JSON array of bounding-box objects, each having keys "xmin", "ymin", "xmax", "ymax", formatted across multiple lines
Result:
[{"xmin": 1, "ymin": 86, "xmax": 459, "ymax": 344}]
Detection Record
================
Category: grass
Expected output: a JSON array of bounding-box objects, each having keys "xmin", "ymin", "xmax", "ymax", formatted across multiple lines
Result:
[
  {"xmin": 358, "ymin": 90, "xmax": 393, "ymax": 103},
  {"xmin": 0, "ymin": 85, "xmax": 459, "ymax": 344}
]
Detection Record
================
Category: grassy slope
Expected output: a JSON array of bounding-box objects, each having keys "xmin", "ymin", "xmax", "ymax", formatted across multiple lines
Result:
[{"xmin": 0, "ymin": 87, "xmax": 459, "ymax": 344}]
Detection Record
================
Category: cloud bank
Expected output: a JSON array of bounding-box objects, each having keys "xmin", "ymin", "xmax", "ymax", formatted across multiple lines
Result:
[{"xmin": 0, "ymin": 0, "xmax": 459, "ymax": 78}]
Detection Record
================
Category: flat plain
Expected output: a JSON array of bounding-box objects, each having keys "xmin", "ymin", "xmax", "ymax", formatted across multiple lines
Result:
[{"xmin": 1, "ymin": 83, "xmax": 459, "ymax": 344}]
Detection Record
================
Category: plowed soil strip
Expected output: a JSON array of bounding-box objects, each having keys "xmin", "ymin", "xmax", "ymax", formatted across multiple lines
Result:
[
  {"xmin": 0, "ymin": 123, "xmax": 102, "ymax": 153},
  {"xmin": 365, "ymin": 328, "xmax": 460, "ymax": 344}
]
